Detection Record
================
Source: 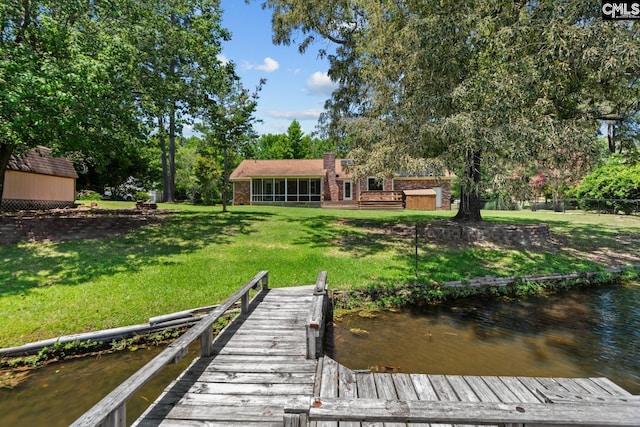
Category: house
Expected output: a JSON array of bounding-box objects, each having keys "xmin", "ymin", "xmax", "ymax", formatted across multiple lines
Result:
[
  {"xmin": 2, "ymin": 146, "xmax": 78, "ymax": 211},
  {"xmin": 229, "ymin": 153, "xmax": 453, "ymax": 210}
]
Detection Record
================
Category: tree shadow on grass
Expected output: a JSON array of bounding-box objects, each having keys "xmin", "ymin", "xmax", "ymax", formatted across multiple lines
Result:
[
  {"xmin": 291, "ymin": 214, "xmax": 640, "ymax": 286},
  {"xmin": 291, "ymin": 216, "xmax": 412, "ymax": 258},
  {"xmin": 0, "ymin": 210, "xmax": 272, "ymax": 297}
]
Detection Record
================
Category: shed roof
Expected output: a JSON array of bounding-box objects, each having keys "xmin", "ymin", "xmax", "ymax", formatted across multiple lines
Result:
[
  {"xmin": 230, "ymin": 159, "xmax": 351, "ymax": 180},
  {"xmin": 7, "ymin": 146, "xmax": 78, "ymax": 179},
  {"xmin": 403, "ymin": 189, "xmax": 437, "ymax": 196}
]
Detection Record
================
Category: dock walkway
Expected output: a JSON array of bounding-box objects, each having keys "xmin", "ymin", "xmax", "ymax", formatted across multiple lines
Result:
[
  {"xmin": 134, "ymin": 285, "xmax": 318, "ymax": 426},
  {"xmin": 74, "ymin": 271, "xmax": 640, "ymax": 426}
]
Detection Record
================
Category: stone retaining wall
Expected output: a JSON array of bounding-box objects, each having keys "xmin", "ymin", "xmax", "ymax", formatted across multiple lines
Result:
[
  {"xmin": 0, "ymin": 209, "xmax": 167, "ymax": 245},
  {"xmin": 420, "ymin": 221, "xmax": 550, "ymax": 247}
]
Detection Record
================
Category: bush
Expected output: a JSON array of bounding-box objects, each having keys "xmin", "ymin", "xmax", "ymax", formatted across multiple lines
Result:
[
  {"xmin": 574, "ymin": 161, "xmax": 640, "ymax": 214},
  {"xmin": 76, "ymin": 190, "xmax": 102, "ymax": 201},
  {"xmin": 135, "ymin": 191, "xmax": 151, "ymax": 202}
]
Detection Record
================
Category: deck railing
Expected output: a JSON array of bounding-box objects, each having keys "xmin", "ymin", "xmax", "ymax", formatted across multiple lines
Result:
[
  {"xmin": 306, "ymin": 271, "xmax": 328, "ymax": 359},
  {"xmin": 71, "ymin": 270, "xmax": 269, "ymax": 427}
]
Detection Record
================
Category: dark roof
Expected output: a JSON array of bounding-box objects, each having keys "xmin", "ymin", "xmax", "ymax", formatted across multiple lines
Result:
[
  {"xmin": 230, "ymin": 159, "xmax": 352, "ymax": 180},
  {"xmin": 7, "ymin": 146, "xmax": 78, "ymax": 179}
]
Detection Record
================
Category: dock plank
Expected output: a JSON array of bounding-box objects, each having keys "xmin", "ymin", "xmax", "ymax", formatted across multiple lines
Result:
[
  {"xmin": 337, "ymin": 363, "xmax": 360, "ymax": 427},
  {"xmin": 373, "ymin": 373, "xmax": 406, "ymax": 427},
  {"xmin": 463, "ymin": 376, "xmax": 500, "ymax": 402},
  {"xmin": 317, "ymin": 357, "xmax": 339, "ymax": 427},
  {"xmin": 499, "ymin": 377, "xmax": 543, "ymax": 403},
  {"xmin": 410, "ymin": 374, "xmax": 439, "ymax": 401},
  {"xmin": 481, "ymin": 376, "xmax": 521, "ymax": 402}
]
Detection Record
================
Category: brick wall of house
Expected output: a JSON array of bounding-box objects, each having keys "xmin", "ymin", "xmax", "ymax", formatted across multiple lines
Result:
[
  {"xmin": 233, "ymin": 181, "xmax": 251, "ymax": 205},
  {"xmin": 393, "ymin": 179, "xmax": 452, "ymax": 210}
]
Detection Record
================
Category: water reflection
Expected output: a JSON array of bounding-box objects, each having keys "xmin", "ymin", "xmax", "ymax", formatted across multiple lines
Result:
[{"xmin": 327, "ymin": 283, "xmax": 640, "ymax": 394}]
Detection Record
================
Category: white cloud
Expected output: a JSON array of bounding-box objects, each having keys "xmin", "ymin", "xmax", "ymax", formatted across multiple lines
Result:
[
  {"xmin": 267, "ymin": 109, "xmax": 324, "ymax": 120},
  {"xmin": 306, "ymin": 71, "xmax": 337, "ymax": 96},
  {"xmin": 181, "ymin": 123, "xmax": 202, "ymax": 139},
  {"xmin": 255, "ymin": 57, "xmax": 280, "ymax": 72},
  {"xmin": 240, "ymin": 57, "xmax": 280, "ymax": 73}
]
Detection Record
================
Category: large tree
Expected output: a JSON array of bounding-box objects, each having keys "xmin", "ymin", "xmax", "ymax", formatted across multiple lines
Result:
[
  {"xmin": 131, "ymin": 0, "xmax": 234, "ymax": 203},
  {"xmin": 0, "ymin": 0, "xmax": 144, "ymax": 208},
  {"xmin": 199, "ymin": 78, "xmax": 264, "ymax": 212},
  {"xmin": 256, "ymin": 0, "xmax": 639, "ymax": 221}
]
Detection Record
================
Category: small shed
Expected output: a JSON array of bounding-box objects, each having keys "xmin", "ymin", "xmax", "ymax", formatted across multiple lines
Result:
[
  {"xmin": 403, "ymin": 189, "xmax": 437, "ymax": 211},
  {"xmin": 3, "ymin": 146, "xmax": 78, "ymax": 211}
]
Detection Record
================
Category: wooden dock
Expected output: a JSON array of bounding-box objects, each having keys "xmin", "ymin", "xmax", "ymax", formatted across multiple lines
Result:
[
  {"xmin": 302, "ymin": 357, "xmax": 640, "ymax": 426},
  {"xmin": 72, "ymin": 271, "xmax": 640, "ymax": 427},
  {"xmin": 134, "ymin": 285, "xmax": 319, "ymax": 426}
]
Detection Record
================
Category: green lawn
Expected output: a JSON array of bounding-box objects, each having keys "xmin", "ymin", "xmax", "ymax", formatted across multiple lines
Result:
[{"xmin": 1, "ymin": 202, "xmax": 639, "ymax": 347}]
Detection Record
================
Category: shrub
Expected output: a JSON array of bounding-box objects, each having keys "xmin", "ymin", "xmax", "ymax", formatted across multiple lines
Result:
[
  {"xmin": 76, "ymin": 190, "xmax": 102, "ymax": 201},
  {"xmin": 573, "ymin": 161, "xmax": 640, "ymax": 214},
  {"xmin": 135, "ymin": 191, "xmax": 151, "ymax": 202}
]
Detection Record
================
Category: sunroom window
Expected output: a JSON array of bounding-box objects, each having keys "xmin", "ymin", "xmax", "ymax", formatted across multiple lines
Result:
[{"xmin": 251, "ymin": 178, "xmax": 321, "ymax": 202}]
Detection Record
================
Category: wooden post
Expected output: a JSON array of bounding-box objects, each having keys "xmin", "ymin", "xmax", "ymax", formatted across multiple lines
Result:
[
  {"xmin": 284, "ymin": 402, "xmax": 309, "ymax": 427},
  {"xmin": 104, "ymin": 404, "xmax": 126, "ymax": 427},
  {"xmin": 241, "ymin": 292, "xmax": 249, "ymax": 314},
  {"xmin": 261, "ymin": 271, "xmax": 269, "ymax": 291},
  {"xmin": 307, "ymin": 271, "xmax": 328, "ymax": 358},
  {"xmin": 284, "ymin": 412, "xmax": 308, "ymax": 427},
  {"xmin": 200, "ymin": 327, "xmax": 213, "ymax": 357},
  {"xmin": 306, "ymin": 323, "xmax": 317, "ymax": 359},
  {"xmin": 313, "ymin": 271, "xmax": 327, "ymax": 295}
]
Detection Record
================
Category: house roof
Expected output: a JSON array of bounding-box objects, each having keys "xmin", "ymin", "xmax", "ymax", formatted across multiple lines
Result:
[
  {"xmin": 230, "ymin": 159, "xmax": 351, "ymax": 180},
  {"xmin": 229, "ymin": 156, "xmax": 454, "ymax": 181},
  {"xmin": 7, "ymin": 146, "xmax": 78, "ymax": 179}
]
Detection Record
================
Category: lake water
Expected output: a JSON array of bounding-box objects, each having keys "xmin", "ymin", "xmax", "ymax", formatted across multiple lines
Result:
[
  {"xmin": 1, "ymin": 283, "xmax": 638, "ymax": 426},
  {"xmin": 0, "ymin": 344, "xmax": 199, "ymax": 426},
  {"xmin": 327, "ymin": 283, "xmax": 640, "ymax": 395}
]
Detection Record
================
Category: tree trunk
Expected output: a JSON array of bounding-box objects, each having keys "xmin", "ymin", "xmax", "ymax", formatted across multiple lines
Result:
[
  {"xmin": 0, "ymin": 144, "xmax": 15, "ymax": 211},
  {"xmin": 453, "ymin": 150, "xmax": 483, "ymax": 222},
  {"xmin": 222, "ymin": 142, "xmax": 229, "ymax": 213},
  {"xmin": 607, "ymin": 122, "xmax": 616, "ymax": 154},
  {"xmin": 159, "ymin": 116, "xmax": 169, "ymax": 203},
  {"xmin": 167, "ymin": 105, "xmax": 177, "ymax": 203}
]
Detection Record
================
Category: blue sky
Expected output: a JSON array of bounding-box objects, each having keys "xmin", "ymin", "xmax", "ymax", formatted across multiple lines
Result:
[{"xmin": 215, "ymin": 0, "xmax": 337, "ymax": 136}]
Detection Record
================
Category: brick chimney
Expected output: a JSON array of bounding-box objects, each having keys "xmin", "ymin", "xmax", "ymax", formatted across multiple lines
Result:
[{"xmin": 323, "ymin": 152, "xmax": 340, "ymax": 201}]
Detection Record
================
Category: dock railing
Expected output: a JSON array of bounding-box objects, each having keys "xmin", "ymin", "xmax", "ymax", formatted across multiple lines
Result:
[
  {"xmin": 306, "ymin": 271, "xmax": 328, "ymax": 359},
  {"xmin": 71, "ymin": 270, "xmax": 269, "ymax": 427}
]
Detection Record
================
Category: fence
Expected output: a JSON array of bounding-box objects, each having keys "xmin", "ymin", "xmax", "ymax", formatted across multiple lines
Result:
[{"xmin": 491, "ymin": 198, "xmax": 640, "ymax": 215}]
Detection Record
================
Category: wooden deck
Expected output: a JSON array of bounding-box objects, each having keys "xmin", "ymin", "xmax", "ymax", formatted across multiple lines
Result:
[
  {"xmin": 305, "ymin": 357, "xmax": 640, "ymax": 426},
  {"xmin": 73, "ymin": 271, "xmax": 640, "ymax": 426},
  {"xmin": 133, "ymin": 286, "xmax": 319, "ymax": 426}
]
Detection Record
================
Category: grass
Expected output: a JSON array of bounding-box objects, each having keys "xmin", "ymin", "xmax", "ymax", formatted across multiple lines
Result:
[{"xmin": 1, "ymin": 202, "xmax": 639, "ymax": 348}]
